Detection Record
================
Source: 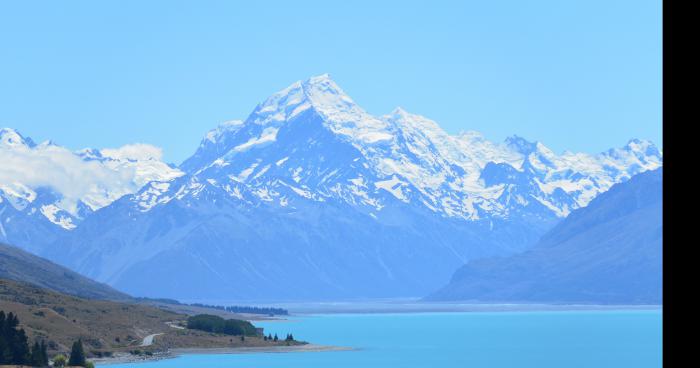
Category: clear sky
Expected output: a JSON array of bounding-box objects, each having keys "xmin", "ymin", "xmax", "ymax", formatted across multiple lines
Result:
[{"xmin": 0, "ymin": 0, "xmax": 661, "ymax": 164}]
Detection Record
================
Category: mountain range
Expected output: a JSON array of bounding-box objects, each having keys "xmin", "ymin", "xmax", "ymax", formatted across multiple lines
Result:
[
  {"xmin": 426, "ymin": 168, "xmax": 662, "ymax": 304},
  {"xmin": 1, "ymin": 75, "xmax": 662, "ymax": 300},
  {"xmin": 0, "ymin": 128, "xmax": 182, "ymax": 253}
]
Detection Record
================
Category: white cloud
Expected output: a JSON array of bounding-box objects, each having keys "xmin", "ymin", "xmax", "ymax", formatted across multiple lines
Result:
[
  {"xmin": 0, "ymin": 139, "xmax": 177, "ymax": 214},
  {"xmin": 100, "ymin": 143, "xmax": 164, "ymax": 161}
]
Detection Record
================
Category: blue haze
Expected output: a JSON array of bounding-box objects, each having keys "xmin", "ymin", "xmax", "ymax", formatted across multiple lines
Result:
[
  {"xmin": 106, "ymin": 311, "xmax": 662, "ymax": 368},
  {"xmin": 429, "ymin": 168, "xmax": 663, "ymax": 303}
]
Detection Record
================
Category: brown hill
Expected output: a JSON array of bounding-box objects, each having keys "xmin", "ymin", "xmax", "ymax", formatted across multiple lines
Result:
[
  {"xmin": 0, "ymin": 279, "xmax": 302, "ymax": 359},
  {"xmin": 0, "ymin": 278, "xmax": 182, "ymax": 355},
  {"xmin": 0, "ymin": 243, "xmax": 129, "ymax": 301}
]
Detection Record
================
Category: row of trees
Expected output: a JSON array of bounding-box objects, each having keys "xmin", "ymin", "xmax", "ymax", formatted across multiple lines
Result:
[
  {"xmin": 188, "ymin": 303, "xmax": 289, "ymax": 316},
  {"xmin": 0, "ymin": 311, "xmax": 48, "ymax": 366},
  {"xmin": 0, "ymin": 310, "xmax": 93, "ymax": 367},
  {"xmin": 263, "ymin": 333, "xmax": 295, "ymax": 341}
]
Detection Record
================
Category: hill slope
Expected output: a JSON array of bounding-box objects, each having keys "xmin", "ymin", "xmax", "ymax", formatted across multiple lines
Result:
[
  {"xmin": 0, "ymin": 278, "xmax": 181, "ymax": 355},
  {"xmin": 426, "ymin": 168, "xmax": 662, "ymax": 304},
  {"xmin": 0, "ymin": 242, "xmax": 129, "ymax": 301},
  {"xmin": 0, "ymin": 279, "xmax": 304, "ymax": 358}
]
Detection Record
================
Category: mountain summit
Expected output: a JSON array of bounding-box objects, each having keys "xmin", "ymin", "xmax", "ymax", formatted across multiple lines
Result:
[{"xmin": 4, "ymin": 75, "xmax": 661, "ymax": 300}]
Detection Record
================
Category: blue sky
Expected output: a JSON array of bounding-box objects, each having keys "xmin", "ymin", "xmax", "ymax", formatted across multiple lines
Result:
[{"xmin": 0, "ymin": 0, "xmax": 661, "ymax": 163}]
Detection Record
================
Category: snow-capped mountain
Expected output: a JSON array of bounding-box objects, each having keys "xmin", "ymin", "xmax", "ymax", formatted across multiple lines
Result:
[
  {"xmin": 0, "ymin": 128, "xmax": 182, "ymax": 252},
  {"xmin": 43, "ymin": 75, "xmax": 662, "ymax": 300},
  {"xmin": 164, "ymin": 75, "xmax": 659, "ymax": 222}
]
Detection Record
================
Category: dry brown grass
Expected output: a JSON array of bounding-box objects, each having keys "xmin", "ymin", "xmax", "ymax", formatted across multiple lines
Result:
[
  {"xmin": 0, "ymin": 279, "xmax": 183, "ymax": 355},
  {"xmin": 0, "ymin": 279, "xmax": 302, "ymax": 359}
]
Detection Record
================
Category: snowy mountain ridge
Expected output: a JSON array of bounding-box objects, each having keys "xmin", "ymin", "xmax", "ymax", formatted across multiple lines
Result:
[
  {"xmin": 2, "ymin": 75, "xmax": 662, "ymax": 299},
  {"xmin": 0, "ymin": 128, "xmax": 182, "ymax": 251},
  {"xmin": 147, "ymin": 75, "xmax": 661, "ymax": 224}
]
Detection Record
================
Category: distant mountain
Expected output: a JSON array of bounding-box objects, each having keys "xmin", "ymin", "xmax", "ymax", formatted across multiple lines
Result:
[
  {"xmin": 426, "ymin": 168, "xmax": 662, "ymax": 304},
  {"xmin": 0, "ymin": 242, "xmax": 129, "ymax": 301},
  {"xmin": 43, "ymin": 75, "xmax": 661, "ymax": 300},
  {"xmin": 0, "ymin": 128, "xmax": 182, "ymax": 252}
]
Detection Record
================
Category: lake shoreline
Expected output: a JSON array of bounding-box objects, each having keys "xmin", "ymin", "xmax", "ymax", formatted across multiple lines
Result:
[
  {"xmin": 93, "ymin": 344, "xmax": 353, "ymax": 366},
  {"xmin": 270, "ymin": 303, "xmax": 663, "ymax": 316}
]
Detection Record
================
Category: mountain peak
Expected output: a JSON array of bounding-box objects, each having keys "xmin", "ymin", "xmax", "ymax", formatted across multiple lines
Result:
[
  {"xmin": 248, "ymin": 75, "xmax": 392, "ymax": 145},
  {"xmin": 0, "ymin": 128, "xmax": 36, "ymax": 148},
  {"xmin": 623, "ymin": 138, "xmax": 661, "ymax": 157},
  {"xmin": 389, "ymin": 106, "xmax": 409, "ymax": 117},
  {"xmin": 505, "ymin": 135, "xmax": 538, "ymax": 154},
  {"xmin": 304, "ymin": 73, "xmax": 334, "ymax": 86},
  {"xmin": 299, "ymin": 74, "xmax": 358, "ymax": 115}
]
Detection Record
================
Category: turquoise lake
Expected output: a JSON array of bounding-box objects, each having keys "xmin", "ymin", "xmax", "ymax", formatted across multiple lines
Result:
[{"xmin": 105, "ymin": 310, "xmax": 662, "ymax": 368}]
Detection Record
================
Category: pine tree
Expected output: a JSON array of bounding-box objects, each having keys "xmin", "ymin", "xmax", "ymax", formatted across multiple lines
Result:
[
  {"xmin": 0, "ymin": 311, "xmax": 31, "ymax": 365},
  {"xmin": 40, "ymin": 340, "xmax": 49, "ymax": 366},
  {"xmin": 31, "ymin": 341, "xmax": 41, "ymax": 366},
  {"xmin": 68, "ymin": 339, "xmax": 86, "ymax": 367},
  {"xmin": 11, "ymin": 328, "xmax": 30, "ymax": 365}
]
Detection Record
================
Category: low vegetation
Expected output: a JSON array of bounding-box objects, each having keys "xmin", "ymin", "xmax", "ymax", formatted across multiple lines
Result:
[
  {"xmin": 186, "ymin": 314, "xmax": 258, "ymax": 336},
  {"xmin": 0, "ymin": 278, "xmax": 307, "ymax": 362}
]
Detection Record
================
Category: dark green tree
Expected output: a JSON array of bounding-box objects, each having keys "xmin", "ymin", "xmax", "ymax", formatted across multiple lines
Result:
[
  {"xmin": 68, "ymin": 339, "xmax": 86, "ymax": 367},
  {"xmin": 31, "ymin": 341, "xmax": 41, "ymax": 366},
  {"xmin": 30, "ymin": 340, "xmax": 49, "ymax": 366},
  {"xmin": 40, "ymin": 340, "xmax": 49, "ymax": 366},
  {"xmin": 0, "ymin": 311, "xmax": 31, "ymax": 365}
]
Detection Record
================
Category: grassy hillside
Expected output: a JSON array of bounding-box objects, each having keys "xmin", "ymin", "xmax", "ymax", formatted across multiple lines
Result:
[
  {"xmin": 0, "ymin": 278, "xmax": 182, "ymax": 355},
  {"xmin": 0, "ymin": 243, "xmax": 129, "ymax": 301},
  {"xmin": 0, "ymin": 279, "xmax": 304, "ymax": 358}
]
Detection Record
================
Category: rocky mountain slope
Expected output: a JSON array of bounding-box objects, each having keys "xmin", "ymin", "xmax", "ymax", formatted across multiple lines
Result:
[{"xmin": 426, "ymin": 168, "xmax": 663, "ymax": 304}]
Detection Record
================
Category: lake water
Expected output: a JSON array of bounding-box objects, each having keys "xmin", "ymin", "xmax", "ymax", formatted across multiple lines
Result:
[{"xmin": 105, "ymin": 309, "xmax": 662, "ymax": 368}]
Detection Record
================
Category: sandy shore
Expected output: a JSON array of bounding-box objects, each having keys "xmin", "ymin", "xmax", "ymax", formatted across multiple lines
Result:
[{"xmin": 93, "ymin": 344, "xmax": 352, "ymax": 365}]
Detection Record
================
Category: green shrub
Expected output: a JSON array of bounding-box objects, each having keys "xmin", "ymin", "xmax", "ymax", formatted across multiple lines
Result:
[
  {"xmin": 186, "ymin": 314, "xmax": 257, "ymax": 336},
  {"xmin": 52, "ymin": 354, "xmax": 67, "ymax": 367}
]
